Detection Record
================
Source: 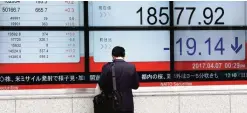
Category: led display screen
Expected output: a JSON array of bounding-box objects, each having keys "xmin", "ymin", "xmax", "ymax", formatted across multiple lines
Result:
[
  {"xmin": 88, "ymin": 1, "xmax": 170, "ymax": 26},
  {"xmin": 89, "ymin": 31, "xmax": 170, "ymax": 72},
  {"xmin": 174, "ymin": 30, "xmax": 246, "ymax": 71},
  {"xmin": 0, "ymin": 1, "xmax": 247, "ymax": 89},
  {"xmin": 0, "ymin": 31, "xmax": 85, "ymax": 73}
]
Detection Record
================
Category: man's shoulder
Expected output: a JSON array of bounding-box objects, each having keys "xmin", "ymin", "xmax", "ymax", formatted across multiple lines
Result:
[
  {"xmin": 103, "ymin": 61, "xmax": 136, "ymax": 69},
  {"xmin": 102, "ymin": 62, "xmax": 113, "ymax": 68},
  {"xmin": 122, "ymin": 61, "xmax": 136, "ymax": 69}
]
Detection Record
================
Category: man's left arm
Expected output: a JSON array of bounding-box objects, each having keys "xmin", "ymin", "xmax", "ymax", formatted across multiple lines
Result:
[
  {"xmin": 98, "ymin": 64, "xmax": 109, "ymax": 90},
  {"xmin": 131, "ymin": 66, "xmax": 140, "ymax": 90}
]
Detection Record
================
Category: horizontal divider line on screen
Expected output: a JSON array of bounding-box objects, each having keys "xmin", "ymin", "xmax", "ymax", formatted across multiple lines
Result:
[
  {"xmin": 0, "ymin": 26, "xmax": 85, "ymax": 31},
  {"xmin": 89, "ymin": 26, "xmax": 247, "ymax": 30},
  {"xmin": 173, "ymin": 26, "xmax": 247, "ymax": 30},
  {"xmin": 0, "ymin": 70, "xmax": 247, "ymax": 85},
  {"xmin": 88, "ymin": 26, "xmax": 172, "ymax": 30},
  {"xmin": 1, "ymin": 26, "xmax": 247, "ymax": 31}
]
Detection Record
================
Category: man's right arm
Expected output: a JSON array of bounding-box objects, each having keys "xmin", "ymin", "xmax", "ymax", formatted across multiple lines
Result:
[{"xmin": 132, "ymin": 66, "xmax": 139, "ymax": 89}]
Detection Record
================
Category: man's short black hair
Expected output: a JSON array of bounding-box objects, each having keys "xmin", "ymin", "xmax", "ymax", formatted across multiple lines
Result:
[{"xmin": 112, "ymin": 46, "xmax": 125, "ymax": 57}]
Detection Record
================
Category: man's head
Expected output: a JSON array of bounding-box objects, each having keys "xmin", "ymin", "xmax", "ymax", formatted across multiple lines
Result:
[{"xmin": 112, "ymin": 46, "xmax": 125, "ymax": 59}]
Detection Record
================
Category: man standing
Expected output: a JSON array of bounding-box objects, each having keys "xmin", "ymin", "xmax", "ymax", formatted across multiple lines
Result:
[{"xmin": 98, "ymin": 46, "xmax": 140, "ymax": 113}]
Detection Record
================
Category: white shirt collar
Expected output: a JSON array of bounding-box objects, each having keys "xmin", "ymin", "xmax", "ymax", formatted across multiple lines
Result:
[{"xmin": 115, "ymin": 57, "xmax": 124, "ymax": 60}]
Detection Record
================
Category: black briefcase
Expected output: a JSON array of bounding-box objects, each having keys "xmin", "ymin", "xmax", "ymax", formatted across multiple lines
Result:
[
  {"xmin": 93, "ymin": 92, "xmax": 109, "ymax": 113},
  {"xmin": 93, "ymin": 92, "xmax": 121, "ymax": 113}
]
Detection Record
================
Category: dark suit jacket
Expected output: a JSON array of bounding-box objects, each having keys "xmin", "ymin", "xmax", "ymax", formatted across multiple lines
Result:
[{"xmin": 98, "ymin": 59, "xmax": 139, "ymax": 111}]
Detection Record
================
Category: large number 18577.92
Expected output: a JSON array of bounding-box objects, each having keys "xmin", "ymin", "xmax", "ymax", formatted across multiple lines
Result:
[
  {"xmin": 135, "ymin": 6, "xmax": 225, "ymax": 25},
  {"xmin": 136, "ymin": 7, "xmax": 169, "ymax": 25}
]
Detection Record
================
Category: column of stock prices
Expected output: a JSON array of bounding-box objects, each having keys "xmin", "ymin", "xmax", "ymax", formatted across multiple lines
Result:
[
  {"xmin": 0, "ymin": 1, "xmax": 85, "ymax": 75},
  {"xmin": 0, "ymin": 1, "xmax": 247, "ymax": 87}
]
